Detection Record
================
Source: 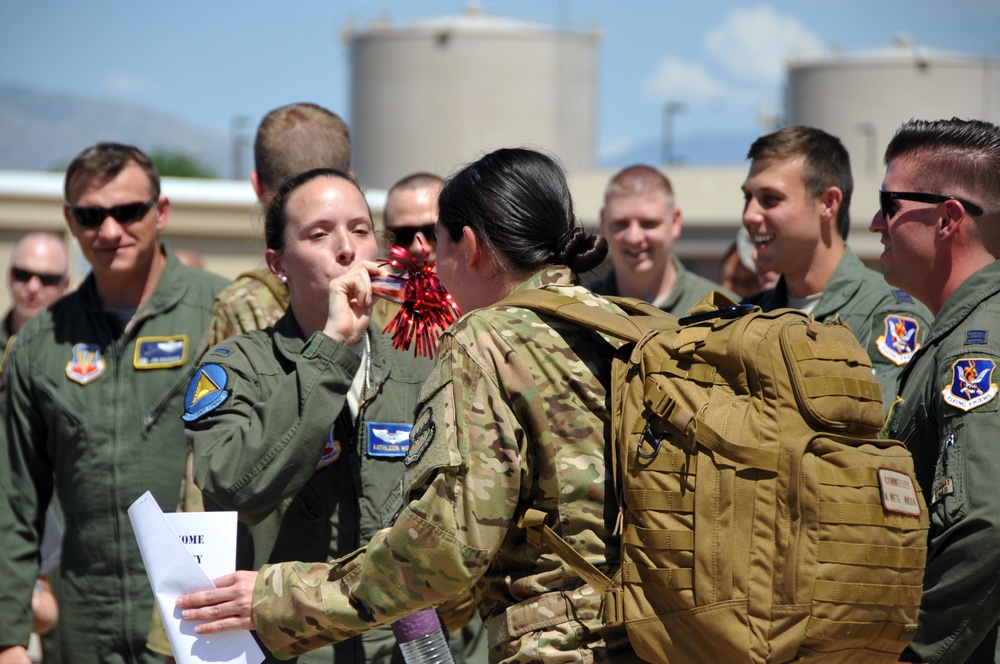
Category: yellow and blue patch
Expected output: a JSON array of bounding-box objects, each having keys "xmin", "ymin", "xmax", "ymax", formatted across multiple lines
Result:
[
  {"xmin": 65, "ymin": 343, "xmax": 106, "ymax": 385},
  {"xmin": 318, "ymin": 423, "xmax": 344, "ymax": 468},
  {"xmin": 943, "ymin": 358, "xmax": 998, "ymax": 411},
  {"xmin": 367, "ymin": 422, "xmax": 412, "ymax": 458},
  {"xmin": 134, "ymin": 335, "xmax": 188, "ymax": 370},
  {"xmin": 182, "ymin": 364, "xmax": 230, "ymax": 421},
  {"xmin": 876, "ymin": 314, "xmax": 920, "ymax": 366}
]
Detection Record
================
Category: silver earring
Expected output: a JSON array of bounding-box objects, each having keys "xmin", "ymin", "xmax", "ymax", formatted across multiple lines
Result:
[{"xmin": 279, "ymin": 275, "xmax": 287, "ymax": 284}]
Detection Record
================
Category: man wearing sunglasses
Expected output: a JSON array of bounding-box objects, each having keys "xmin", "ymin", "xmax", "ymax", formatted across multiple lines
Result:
[
  {"xmin": 0, "ymin": 143, "xmax": 227, "ymax": 664},
  {"xmin": 383, "ymin": 172, "xmax": 444, "ymax": 263},
  {"xmin": 0, "ymin": 232, "xmax": 69, "ymax": 659},
  {"xmin": 741, "ymin": 126, "xmax": 932, "ymax": 417},
  {"xmin": 872, "ymin": 118, "xmax": 1000, "ymax": 664}
]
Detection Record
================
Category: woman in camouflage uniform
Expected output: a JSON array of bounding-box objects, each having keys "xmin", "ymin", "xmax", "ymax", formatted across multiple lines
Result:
[{"xmin": 177, "ymin": 149, "xmax": 643, "ymax": 663}]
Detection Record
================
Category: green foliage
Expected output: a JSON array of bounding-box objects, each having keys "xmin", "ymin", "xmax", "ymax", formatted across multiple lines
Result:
[{"xmin": 149, "ymin": 149, "xmax": 216, "ymax": 178}]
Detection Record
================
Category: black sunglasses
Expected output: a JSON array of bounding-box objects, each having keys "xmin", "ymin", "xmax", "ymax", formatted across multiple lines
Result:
[
  {"xmin": 11, "ymin": 267, "xmax": 66, "ymax": 287},
  {"xmin": 66, "ymin": 200, "xmax": 156, "ymax": 228},
  {"xmin": 390, "ymin": 223, "xmax": 437, "ymax": 247},
  {"xmin": 879, "ymin": 190, "xmax": 984, "ymax": 220}
]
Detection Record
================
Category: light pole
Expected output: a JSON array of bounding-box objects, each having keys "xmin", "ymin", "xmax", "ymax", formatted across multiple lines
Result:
[{"xmin": 662, "ymin": 102, "xmax": 686, "ymax": 165}]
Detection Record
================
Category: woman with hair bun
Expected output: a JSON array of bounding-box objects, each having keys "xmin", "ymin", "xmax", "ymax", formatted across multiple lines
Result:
[{"xmin": 177, "ymin": 148, "xmax": 642, "ymax": 663}]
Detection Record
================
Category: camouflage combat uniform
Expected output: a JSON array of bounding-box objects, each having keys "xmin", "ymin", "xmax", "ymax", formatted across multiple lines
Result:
[
  {"xmin": 250, "ymin": 266, "xmax": 642, "ymax": 663},
  {"xmin": 744, "ymin": 247, "xmax": 932, "ymax": 415},
  {"xmin": 198, "ymin": 266, "xmax": 288, "ymax": 356},
  {"xmin": 590, "ymin": 255, "xmax": 733, "ymax": 316}
]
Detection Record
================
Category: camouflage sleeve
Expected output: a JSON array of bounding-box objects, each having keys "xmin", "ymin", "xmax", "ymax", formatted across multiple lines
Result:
[
  {"xmin": 195, "ymin": 279, "xmax": 287, "ymax": 360},
  {"xmin": 250, "ymin": 324, "xmax": 521, "ymax": 658}
]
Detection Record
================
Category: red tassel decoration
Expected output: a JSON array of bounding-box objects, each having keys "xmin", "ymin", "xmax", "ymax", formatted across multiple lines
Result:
[{"xmin": 371, "ymin": 244, "xmax": 461, "ymax": 358}]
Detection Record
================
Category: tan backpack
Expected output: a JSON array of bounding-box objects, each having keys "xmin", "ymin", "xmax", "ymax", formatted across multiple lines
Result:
[{"xmin": 501, "ymin": 290, "xmax": 928, "ymax": 664}]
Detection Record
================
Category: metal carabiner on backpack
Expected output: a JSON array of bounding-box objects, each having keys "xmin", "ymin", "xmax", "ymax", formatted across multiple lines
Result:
[{"xmin": 637, "ymin": 420, "xmax": 664, "ymax": 460}]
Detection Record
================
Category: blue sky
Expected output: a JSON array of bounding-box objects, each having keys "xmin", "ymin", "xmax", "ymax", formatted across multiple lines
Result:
[{"xmin": 2, "ymin": 0, "xmax": 998, "ymax": 165}]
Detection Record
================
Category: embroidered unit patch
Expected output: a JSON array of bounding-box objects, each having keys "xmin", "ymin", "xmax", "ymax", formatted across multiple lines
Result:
[
  {"xmin": 367, "ymin": 422, "xmax": 412, "ymax": 458},
  {"xmin": 876, "ymin": 315, "xmax": 921, "ymax": 366},
  {"xmin": 65, "ymin": 343, "xmax": 106, "ymax": 385},
  {"xmin": 318, "ymin": 424, "xmax": 343, "ymax": 467},
  {"xmin": 134, "ymin": 335, "xmax": 188, "ymax": 369},
  {"xmin": 943, "ymin": 358, "xmax": 998, "ymax": 411},
  {"xmin": 181, "ymin": 364, "xmax": 230, "ymax": 421}
]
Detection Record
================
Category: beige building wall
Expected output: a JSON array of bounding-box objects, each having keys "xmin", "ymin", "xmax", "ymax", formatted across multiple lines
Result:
[{"xmin": 0, "ymin": 163, "xmax": 890, "ymax": 314}]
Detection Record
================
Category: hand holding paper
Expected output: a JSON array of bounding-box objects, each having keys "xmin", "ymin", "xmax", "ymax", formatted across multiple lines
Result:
[{"xmin": 127, "ymin": 491, "xmax": 263, "ymax": 664}]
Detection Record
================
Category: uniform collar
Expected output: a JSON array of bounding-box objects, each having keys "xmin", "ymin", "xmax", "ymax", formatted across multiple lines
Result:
[{"xmin": 924, "ymin": 259, "xmax": 1000, "ymax": 346}]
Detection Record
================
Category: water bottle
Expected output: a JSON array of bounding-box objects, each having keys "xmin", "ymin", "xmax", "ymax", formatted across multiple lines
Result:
[{"xmin": 391, "ymin": 609, "xmax": 455, "ymax": 664}]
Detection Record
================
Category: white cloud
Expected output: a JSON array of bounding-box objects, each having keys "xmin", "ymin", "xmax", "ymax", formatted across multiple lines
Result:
[
  {"xmin": 706, "ymin": 5, "xmax": 826, "ymax": 83},
  {"xmin": 643, "ymin": 57, "xmax": 725, "ymax": 104},
  {"xmin": 103, "ymin": 73, "xmax": 155, "ymax": 96}
]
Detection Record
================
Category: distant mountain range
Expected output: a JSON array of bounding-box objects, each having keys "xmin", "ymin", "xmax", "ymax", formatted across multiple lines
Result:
[
  {"xmin": 0, "ymin": 84, "xmax": 754, "ymax": 177},
  {"xmin": 0, "ymin": 85, "xmax": 232, "ymax": 176}
]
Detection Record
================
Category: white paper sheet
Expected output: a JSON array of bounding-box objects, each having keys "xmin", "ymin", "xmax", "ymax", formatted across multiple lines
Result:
[{"xmin": 128, "ymin": 491, "xmax": 264, "ymax": 664}]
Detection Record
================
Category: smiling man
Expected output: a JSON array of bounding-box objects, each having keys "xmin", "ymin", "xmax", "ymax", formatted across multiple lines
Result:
[
  {"xmin": 872, "ymin": 118, "xmax": 1000, "ymax": 664},
  {"xmin": 0, "ymin": 143, "xmax": 227, "ymax": 664},
  {"xmin": 741, "ymin": 126, "xmax": 931, "ymax": 415},
  {"xmin": 592, "ymin": 164, "xmax": 732, "ymax": 314}
]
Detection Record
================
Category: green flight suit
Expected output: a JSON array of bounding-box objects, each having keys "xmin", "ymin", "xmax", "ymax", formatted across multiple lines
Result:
[
  {"xmin": 184, "ymin": 310, "xmax": 435, "ymax": 663},
  {"xmin": 886, "ymin": 260, "xmax": 1000, "ymax": 664},
  {"xmin": 590, "ymin": 256, "xmax": 735, "ymax": 316},
  {"xmin": 744, "ymin": 248, "xmax": 932, "ymax": 416},
  {"xmin": 0, "ymin": 247, "xmax": 227, "ymax": 664}
]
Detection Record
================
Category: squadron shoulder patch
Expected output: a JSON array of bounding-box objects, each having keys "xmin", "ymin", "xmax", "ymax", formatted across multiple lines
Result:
[
  {"xmin": 66, "ymin": 343, "xmax": 106, "ymax": 385},
  {"xmin": 876, "ymin": 315, "xmax": 921, "ymax": 366},
  {"xmin": 134, "ymin": 335, "xmax": 188, "ymax": 369},
  {"xmin": 317, "ymin": 423, "xmax": 343, "ymax": 468},
  {"xmin": 943, "ymin": 358, "xmax": 998, "ymax": 411},
  {"xmin": 182, "ymin": 364, "xmax": 230, "ymax": 421},
  {"xmin": 367, "ymin": 422, "xmax": 412, "ymax": 458}
]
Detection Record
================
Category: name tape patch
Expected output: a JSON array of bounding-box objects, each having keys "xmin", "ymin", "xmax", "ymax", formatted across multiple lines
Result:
[
  {"xmin": 878, "ymin": 467, "xmax": 922, "ymax": 516},
  {"xmin": 134, "ymin": 335, "xmax": 188, "ymax": 369},
  {"xmin": 367, "ymin": 422, "xmax": 412, "ymax": 458}
]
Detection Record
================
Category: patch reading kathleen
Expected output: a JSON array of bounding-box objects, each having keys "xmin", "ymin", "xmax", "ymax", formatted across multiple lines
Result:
[
  {"xmin": 367, "ymin": 422, "xmax": 412, "ymax": 457},
  {"xmin": 405, "ymin": 407, "xmax": 436, "ymax": 466}
]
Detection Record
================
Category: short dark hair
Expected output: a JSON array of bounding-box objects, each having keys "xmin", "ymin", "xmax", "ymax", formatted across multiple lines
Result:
[
  {"xmin": 884, "ymin": 117, "xmax": 1000, "ymax": 218},
  {"xmin": 747, "ymin": 126, "xmax": 853, "ymax": 240},
  {"xmin": 64, "ymin": 143, "xmax": 160, "ymax": 203},
  {"xmin": 254, "ymin": 103, "xmax": 351, "ymax": 196},
  {"xmin": 385, "ymin": 172, "xmax": 444, "ymax": 227},
  {"xmin": 264, "ymin": 168, "xmax": 371, "ymax": 252},
  {"xmin": 438, "ymin": 147, "xmax": 607, "ymax": 275}
]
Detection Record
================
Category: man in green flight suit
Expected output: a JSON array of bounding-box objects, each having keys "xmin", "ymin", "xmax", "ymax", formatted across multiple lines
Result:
[
  {"xmin": 0, "ymin": 143, "xmax": 227, "ymax": 664},
  {"xmin": 741, "ymin": 126, "xmax": 932, "ymax": 415},
  {"xmin": 591, "ymin": 164, "xmax": 735, "ymax": 315},
  {"xmin": 873, "ymin": 118, "xmax": 1000, "ymax": 664}
]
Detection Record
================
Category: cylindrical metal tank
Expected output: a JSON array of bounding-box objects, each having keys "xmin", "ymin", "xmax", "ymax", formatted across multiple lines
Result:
[
  {"xmin": 344, "ymin": 7, "xmax": 601, "ymax": 189},
  {"xmin": 785, "ymin": 40, "xmax": 1000, "ymax": 176}
]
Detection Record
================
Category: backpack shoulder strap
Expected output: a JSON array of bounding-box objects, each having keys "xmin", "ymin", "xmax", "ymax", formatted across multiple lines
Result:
[
  {"xmin": 498, "ymin": 290, "xmax": 670, "ymax": 343},
  {"xmin": 519, "ymin": 508, "xmax": 614, "ymax": 593}
]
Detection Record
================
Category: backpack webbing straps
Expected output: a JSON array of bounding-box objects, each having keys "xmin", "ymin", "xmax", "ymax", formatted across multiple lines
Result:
[
  {"xmin": 519, "ymin": 508, "xmax": 613, "ymax": 594},
  {"xmin": 647, "ymin": 388, "xmax": 781, "ymax": 473}
]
